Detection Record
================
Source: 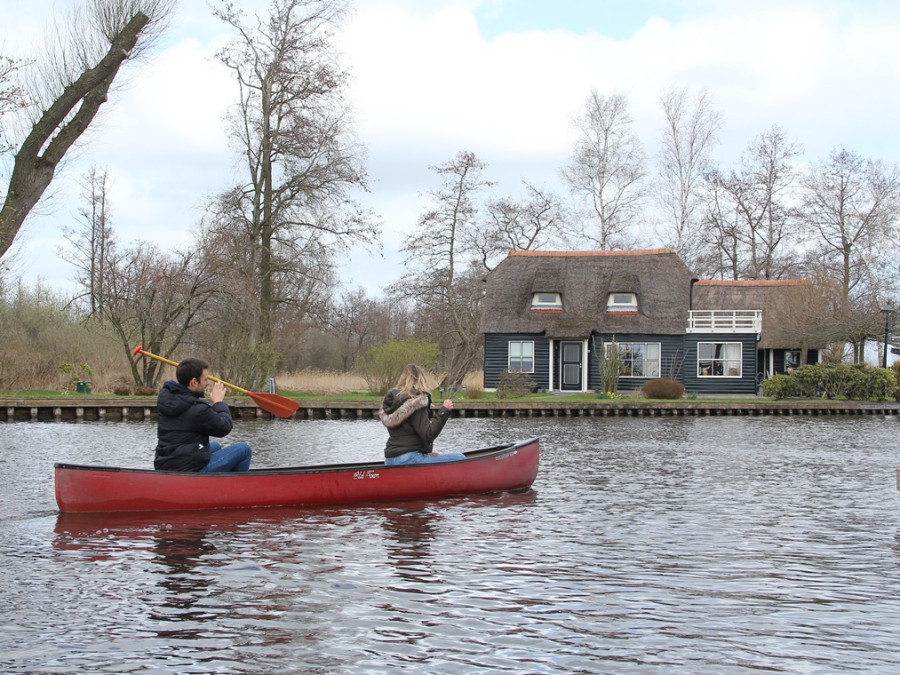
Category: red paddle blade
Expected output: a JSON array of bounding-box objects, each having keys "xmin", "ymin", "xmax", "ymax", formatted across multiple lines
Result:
[{"xmin": 248, "ymin": 392, "xmax": 300, "ymax": 418}]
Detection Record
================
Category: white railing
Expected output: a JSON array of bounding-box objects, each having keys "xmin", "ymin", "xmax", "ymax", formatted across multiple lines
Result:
[{"xmin": 687, "ymin": 310, "xmax": 762, "ymax": 333}]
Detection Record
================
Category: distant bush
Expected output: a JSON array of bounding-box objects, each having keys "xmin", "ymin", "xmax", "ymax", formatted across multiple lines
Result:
[
  {"xmin": 763, "ymin": 363, "xmax": 895, "ymax": 401},
  {"xmin": 354, "ymin": 339, "xmax": 441, "ymax": 395},
  {"xmin": 496, "ymin": 370, "xmax": 535, "ymax": 398},
  {"xmin": 135, "ymin": 386, "xmax": 158, "ymax": 397},
  {"xmin": 762, "ymin": 374, "xmax": 795, "ymax": 399},
  {"xmin": 114, "ymin": 385, "xmax": 132, "ymax": 396},
  {"xmin": 641, "ymin": 377, "xmax": 685, "ymax": 399}
]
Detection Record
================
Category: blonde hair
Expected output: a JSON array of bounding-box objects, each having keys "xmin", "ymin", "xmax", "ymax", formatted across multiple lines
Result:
[{"xmin": 395, "ymin": 364, "xmax": 431, "ymax": 398}]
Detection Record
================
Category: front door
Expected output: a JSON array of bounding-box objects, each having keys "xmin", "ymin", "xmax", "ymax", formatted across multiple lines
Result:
[{"xmin": 560, "ymin": 341, "xmax": 583, "ymax": 391}]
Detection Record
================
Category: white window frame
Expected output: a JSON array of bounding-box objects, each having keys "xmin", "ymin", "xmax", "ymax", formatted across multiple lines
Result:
[
  {"xmin": 698, "ymin": 342, "xmax": 742, "ymax": 378},
  {"xmin": 508, "ymin": 340, "xmax": 535, "ymax": 373},
  {"xmin": 615, "ymin": 342, "xmax": 661, "ymax": 378},
  {"xmin": 606, "ymin": 292, "xmax": 638, "ymax": 310},
  {"xmin": 531, "ymin": 292, "xmax": 562, "ymax": 309}
]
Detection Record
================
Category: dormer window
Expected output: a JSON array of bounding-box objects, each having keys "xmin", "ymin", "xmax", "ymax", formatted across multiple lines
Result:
[
  {"xmin": 531, "ymin": 292, "xmax": 562, "ymax": 310},
  {"xmin": 607, "ymin": 292, "xmax": 638, "ymax": 311}
]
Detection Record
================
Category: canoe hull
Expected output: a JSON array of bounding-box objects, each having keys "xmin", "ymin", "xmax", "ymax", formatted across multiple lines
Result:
[{"xmin": 55, "ymin": 438, "xmax": 540, "ymax": 513}]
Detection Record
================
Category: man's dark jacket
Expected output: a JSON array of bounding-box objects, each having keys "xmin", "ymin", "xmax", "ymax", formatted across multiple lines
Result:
[{"xmin": 154, "ymin": 380, "xmax": 234, "ymax": 471}]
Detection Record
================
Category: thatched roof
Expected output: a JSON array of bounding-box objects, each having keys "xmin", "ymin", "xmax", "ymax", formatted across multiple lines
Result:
[
  {"xmin": 480, "ymin": 249, "xmax": 694, "ymax": 338},
  {"xmin": 691, "ymin": 280, "xmax": 825, "ymax": 349}
]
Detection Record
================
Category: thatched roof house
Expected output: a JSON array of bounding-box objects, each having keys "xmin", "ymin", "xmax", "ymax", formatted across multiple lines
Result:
[{"xmin": 691, "ymin": 279, "xmax": 824, "ymax": 349}]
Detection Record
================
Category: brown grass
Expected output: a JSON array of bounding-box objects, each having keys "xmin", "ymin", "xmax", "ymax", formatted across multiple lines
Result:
[
  {"xmin": 276, "ymin": 369, "xmax": 486, "ymax": 397},
  {"xmin": 276, "ymin": 369, "xmax": 369, "ymax": 395}
]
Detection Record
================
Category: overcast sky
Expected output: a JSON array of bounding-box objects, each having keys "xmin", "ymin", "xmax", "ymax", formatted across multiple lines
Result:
[{"xmin": 3, "ymin": 0, "xmax": 899, "ymax": 295}]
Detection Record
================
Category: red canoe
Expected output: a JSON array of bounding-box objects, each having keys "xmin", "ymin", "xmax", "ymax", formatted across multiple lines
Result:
[{"xmin": 54, "ymin": 438, "xmax": 540, "ymax": 513}]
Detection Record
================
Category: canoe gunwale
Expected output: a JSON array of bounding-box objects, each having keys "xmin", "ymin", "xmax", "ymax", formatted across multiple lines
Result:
[{"xmin": 54, "ymin": 438, "xmax": 537, "ymax": 476}]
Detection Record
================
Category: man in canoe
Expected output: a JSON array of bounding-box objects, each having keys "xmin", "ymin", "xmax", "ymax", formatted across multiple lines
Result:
[
  {"xmin": 378, "ymin": 364, "xmax": 466, "ymax": 465},
  {"xmin": 154, "ymin": 357, "xmax": 252, "ymax": 472}
]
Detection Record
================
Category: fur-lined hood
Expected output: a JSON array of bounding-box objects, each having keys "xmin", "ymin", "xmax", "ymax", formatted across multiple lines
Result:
[{"xmin": 378, "ymin": 389, "xmax": 430, "ymax": 428}]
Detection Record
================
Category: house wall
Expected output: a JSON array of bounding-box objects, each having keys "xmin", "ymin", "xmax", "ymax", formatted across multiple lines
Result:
[
  {"xmin": 484, "ymin": 332, "xmax": 762, "ymax": 395},
  {"xmin": 483, "ymin": 333, "xmax": 551, "ymax": 391},
  {"xmin": 588, "ymin": 334, "xmax": 686, "ymax": 393},
  {"xmin": 682, "ymin": 333, "xmax": 759, "ymax": 395}
]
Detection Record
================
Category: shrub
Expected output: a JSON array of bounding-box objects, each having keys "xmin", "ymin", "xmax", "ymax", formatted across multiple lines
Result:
[
  {"xmin": 135, "ymin": 386, "xmax": 158, "ymax": 396},
  {"xmin": 789, "ymin": 365, "xmax": 820, "ymax": 398},
  {"xmin": 496, "ymin": 370, "xmax": 535, "ymax": 398},
  {"xmin": 354, "ymin": 339, "xmax": 441, "ymax": 395},
  {"xmin": 114, "ymin": 385, "xmax": 132, "ymax": 396},
  {"xmin": 855, "ymin": 367, "xmax": 895, "ymax": 402},
  {"xmin": 762, "ymin": 363, "xmax": 896, "ymax": 401},
  {"xmin": 762, "ymin": 374, "xmax": 795, "ymax": 399},
  {"xmin": 641, "ymin": 377, "xmax": 685, "ymax": 399}
]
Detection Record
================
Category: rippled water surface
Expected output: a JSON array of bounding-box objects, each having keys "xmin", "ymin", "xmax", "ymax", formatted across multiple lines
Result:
[{"xmin": 3, "ymin": 415, "xmax": 900, "ymax": 673}]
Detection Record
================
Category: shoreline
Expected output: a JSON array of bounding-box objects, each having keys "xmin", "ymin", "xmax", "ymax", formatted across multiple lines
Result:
[{"xmin": 3, "ymin": 397, "xmax": 899, "ymax": 422}]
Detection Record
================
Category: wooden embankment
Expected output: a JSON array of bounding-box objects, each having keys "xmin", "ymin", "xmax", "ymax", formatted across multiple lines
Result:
[{"xmin": 2, "ymin": 398, "xmax": 899, "ymax": 423}]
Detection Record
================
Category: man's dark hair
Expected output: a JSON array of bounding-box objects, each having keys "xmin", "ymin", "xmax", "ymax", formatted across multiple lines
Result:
[{"xmin": 176, "ymin": 357, "xmax": 209, "ymax": 386}]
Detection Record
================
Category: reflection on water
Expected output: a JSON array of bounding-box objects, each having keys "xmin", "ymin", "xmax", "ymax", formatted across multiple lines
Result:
[{"xmin": 5, "ymin": 416, "xmax": 900, "ymax": 672}]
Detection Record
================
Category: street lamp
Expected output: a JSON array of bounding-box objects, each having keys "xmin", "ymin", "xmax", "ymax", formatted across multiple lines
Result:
[{"xmin": 881, "ymin": 303, "xmax": 894, "ymax": 369}]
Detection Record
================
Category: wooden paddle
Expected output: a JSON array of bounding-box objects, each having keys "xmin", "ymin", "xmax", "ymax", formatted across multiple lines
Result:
[{"xmin": 132, "ymin": 345, "xmax": 300, "ymax": 419}]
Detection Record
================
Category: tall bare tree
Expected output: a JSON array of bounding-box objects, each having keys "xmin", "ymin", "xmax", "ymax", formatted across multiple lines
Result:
[
  {"xmin": 562, "ymin": 90, "xmax": 646, "ymax": 250},
  {"xmin": 799, "ymin": 147, "xmax": 900, "ymax": 308},
  {"xmin": 797, "ymin": 148, "xmax": 900, "ymax": 362},
  {"xmin": 209, "ymin": 0, "xmax": 377, "ymax": 380},
  {"xmin": 0, "ymin": 0, "xmax": 174, "ymax": 261},
  {"xmin": 60, "ymin": 166, "xmax": 116, "ymax": 318},
  {"xmin": 704, "ymin": 126, "xmax": 801, "ymax": 280},
  {"xmin": 656, "ymin": 86, "xmax": 721, "ymax": 271},
  {"xmin": 394, "ymin": 151, "xmax": 492, "ymax": 388}
]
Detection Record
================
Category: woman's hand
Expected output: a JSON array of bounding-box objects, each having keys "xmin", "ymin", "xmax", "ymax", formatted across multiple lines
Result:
[{"xmin": 442, "ymin": 399, "xmax": 454, "ymax": 410}]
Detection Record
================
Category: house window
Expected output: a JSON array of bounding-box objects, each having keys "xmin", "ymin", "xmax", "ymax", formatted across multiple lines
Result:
[
  {"xmin": 606, "ymin": 292, "xmax": 638, "ymax": 310},
  {"xmin": 698, "ymin": 342, "xmax": 742, "ymax": 377},
  {"xmin": 616, "ymin": 342, "xmax": 661, "ymax": 378},
  {"xmin": 508, "ymin": 341, "xmax": 534, "ymax": 373},
  {"xmin": 784, "ymin": 350, "xmax": 801, "ymax": 372},
  {"xmin": 531, "ymin": 292, "xmax": 562, "ymax": 309}
]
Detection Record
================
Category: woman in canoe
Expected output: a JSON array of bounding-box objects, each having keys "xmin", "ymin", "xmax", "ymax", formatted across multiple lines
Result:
[{"xmin": 378, "ymin": 364, "xmax": 466, "ymax": 465}]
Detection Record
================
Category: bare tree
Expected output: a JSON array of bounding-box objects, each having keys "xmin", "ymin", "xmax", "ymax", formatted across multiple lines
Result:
[
  {"xmin": 656, "ymin": 86, "xmax": 721, "ymax": 271},
  {"xmin": 97, "ymin": 241, "xmax": 218, "ymax": 387},
  {"xmin": 60, "ymin": 166, "xmax": 116, "ymax": 318},
  {"xmin": 799, "ymin": 147, "xmax": 900, "ymax": 309},
  {"xmin": 209, "ymin": 0, "xmax": 378, "ymax": 380},
  {"xmin": 0, "ymin": 0, "xmax": 174, "ymax": 261},
  {"xmin": 468, "ymin": 181, "xmax": 568, "ymax": 272},
  {"xmin": 704, "ymin": 126, "xmax": 801, "ymax": 280},
  {"xmin": 0, "ymin": 56, "xmax": 29, "ymax": 154},
  {"xmin": 394, "ymin": 151, "xmax": 492, "ymax": 388},
  {"xmin": 562, "ymin": 90, "xmax": 646, "ymax": 250}
]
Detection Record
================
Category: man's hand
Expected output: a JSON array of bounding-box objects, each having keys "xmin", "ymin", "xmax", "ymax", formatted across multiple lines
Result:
[{"xmin": 210, "ymin": 381, "xmax": 226, "ymax": 404}]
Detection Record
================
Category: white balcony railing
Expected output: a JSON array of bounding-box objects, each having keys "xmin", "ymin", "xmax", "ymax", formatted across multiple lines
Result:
[{"xmin": 687, "ymin": 310, "xmax": 762, "ymax": 333}]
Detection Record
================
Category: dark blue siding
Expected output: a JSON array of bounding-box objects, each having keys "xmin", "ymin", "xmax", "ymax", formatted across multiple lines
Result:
[
  {"xmin": 483, "ymin": 334, "xmax": 551, "ymax": 391},
  {"xmin": 682, "ymin": 334, "xmax": 759, "ymax": 395},
  {"xmin": 588, "ymin": 334, "xmax": 686, "ymax": 392}
]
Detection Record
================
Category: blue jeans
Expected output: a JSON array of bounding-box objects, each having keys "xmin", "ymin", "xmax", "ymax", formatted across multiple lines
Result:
[
  {"xmin": 199, "ymin": 440, "xmax": 252, "ymax": 472},
  {"xmin": 385, "ymin": 450, "xmax": 467, "ymax": 465}
]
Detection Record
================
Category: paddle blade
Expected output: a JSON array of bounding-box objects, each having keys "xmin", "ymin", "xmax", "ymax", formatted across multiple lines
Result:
[{"xmin": 248, "ymin": 392, "xmax": 300, "ymax": 418}]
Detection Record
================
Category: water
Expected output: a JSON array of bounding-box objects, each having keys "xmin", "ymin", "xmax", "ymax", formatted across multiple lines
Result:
[{"xmin": 3, "ymin": 415, "xmax": 900, "ymax": 673}]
